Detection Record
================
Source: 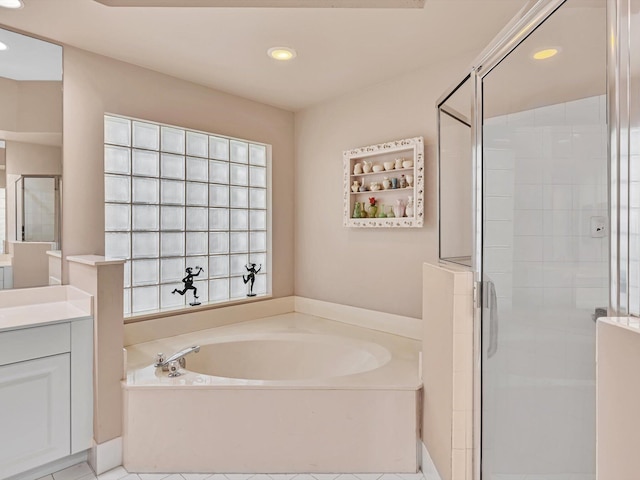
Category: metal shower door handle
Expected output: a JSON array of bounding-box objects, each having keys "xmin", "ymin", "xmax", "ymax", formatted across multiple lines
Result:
[{"xmin": 483, "ymin": 280, "xmax": 498, "ymax": 358}]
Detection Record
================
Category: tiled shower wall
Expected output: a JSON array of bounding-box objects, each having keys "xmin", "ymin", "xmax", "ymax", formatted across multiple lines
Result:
[{"xmin": 483, "ymin": 94, "xmax": 608, "ymax": 315}]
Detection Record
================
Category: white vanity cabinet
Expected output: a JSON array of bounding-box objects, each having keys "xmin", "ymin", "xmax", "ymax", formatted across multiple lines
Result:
[{"xmin": 0, "ymin": 317, "xmax": 93, "ymax": 480}]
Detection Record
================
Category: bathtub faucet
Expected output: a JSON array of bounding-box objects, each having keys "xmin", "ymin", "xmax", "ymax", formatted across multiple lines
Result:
[{"xmin": 154, "ymin": 346, "xmax": 200, "ymax": 376}]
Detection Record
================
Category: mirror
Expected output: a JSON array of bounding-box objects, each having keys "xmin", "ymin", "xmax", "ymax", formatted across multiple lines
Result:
[{"xmin": 0, "ymin": 28, "xmax": 62, "ymax": 290}]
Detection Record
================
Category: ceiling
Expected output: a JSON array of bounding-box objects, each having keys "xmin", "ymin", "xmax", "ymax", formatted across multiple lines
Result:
[{"xmin": 0, "ymin": 0, "xmax": 529, "ymax": 111}]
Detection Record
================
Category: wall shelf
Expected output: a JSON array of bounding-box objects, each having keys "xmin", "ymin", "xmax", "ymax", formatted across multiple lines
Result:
[{"xmin": 343, "ymin": 136, "xmax": 424, "ymax": 228}]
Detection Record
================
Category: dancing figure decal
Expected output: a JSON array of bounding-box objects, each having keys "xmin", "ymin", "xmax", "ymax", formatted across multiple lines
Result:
[
  {"xmin": 243, "ymin": 263, "xmax": 262, "ymax": 297},
  {"xmin": 172, "ymin": 266, "xmax": 204, "ymax": 306}
]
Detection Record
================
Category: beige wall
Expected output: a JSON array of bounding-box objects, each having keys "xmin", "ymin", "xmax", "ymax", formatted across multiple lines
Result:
[
  {"xmin": 0, "ymin": 77, "xmax": 62, "ymax": 135},
  {"xmin": 293, "ymin": 53, "xmax": 475, "ymax": 319},
  {"xmin": 61, "ymin": 46, "xmax": 295, "ymax": 298}
]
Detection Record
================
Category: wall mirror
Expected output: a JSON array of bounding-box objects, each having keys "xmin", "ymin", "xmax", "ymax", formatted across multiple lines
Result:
[{"xmin": 0, "ymin": 27, "xmax": 63, "ymax": 290}]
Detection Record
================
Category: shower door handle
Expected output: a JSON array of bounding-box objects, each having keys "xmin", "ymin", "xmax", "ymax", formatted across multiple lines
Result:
[{"xmin": 483, "ymin": 280, "xmax": 499, "ymax": 358}]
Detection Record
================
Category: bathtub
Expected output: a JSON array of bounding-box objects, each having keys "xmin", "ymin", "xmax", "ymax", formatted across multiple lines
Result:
[{"xmin": 123, "ymin": 312, "xmax": 421, "ymax": 474}]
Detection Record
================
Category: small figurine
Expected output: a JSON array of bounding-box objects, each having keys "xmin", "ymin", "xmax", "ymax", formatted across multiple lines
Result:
[
  {"xmin": 171, "ymin": 266, "xmax": 204, "ymax": 306},
  {"xmin": 243, "ymin": 263, "xmax": 262, "ymax": 297}
]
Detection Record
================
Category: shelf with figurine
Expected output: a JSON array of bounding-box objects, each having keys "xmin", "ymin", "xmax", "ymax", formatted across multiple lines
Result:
[{"xmin": 343, "ymin": 136, "xmax": 424, "ymax": 228}]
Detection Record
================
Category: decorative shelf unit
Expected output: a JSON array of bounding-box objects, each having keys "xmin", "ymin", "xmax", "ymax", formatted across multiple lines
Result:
[{"xmin": 343, "ymin": 136, "xmax": 424, "ymax": 228}]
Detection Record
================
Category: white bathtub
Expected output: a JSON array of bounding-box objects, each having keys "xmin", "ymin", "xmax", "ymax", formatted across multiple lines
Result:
[{"xmin": 123, "ymin": 312, "xmax": 421, "ymax": 474}]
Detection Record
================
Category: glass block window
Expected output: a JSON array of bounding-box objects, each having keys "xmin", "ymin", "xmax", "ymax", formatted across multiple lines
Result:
[{"xmin": 104, "ymin": 115, "xmax": 269, "ymax": 315}]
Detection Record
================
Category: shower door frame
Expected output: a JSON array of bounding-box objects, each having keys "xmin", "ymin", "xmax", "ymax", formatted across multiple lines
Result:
[{"xmin": 437, "ymin": 0, "xmax": 611, "ymax": 478}]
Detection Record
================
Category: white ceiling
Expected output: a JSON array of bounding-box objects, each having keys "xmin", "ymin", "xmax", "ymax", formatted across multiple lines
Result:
[
  {"xmin": 0, "ymin": 27, "xmax": 61, "ymax": 80},
  {"xmin": 0, "ymin": 0, "xmax": 529, "ymax": 111}
]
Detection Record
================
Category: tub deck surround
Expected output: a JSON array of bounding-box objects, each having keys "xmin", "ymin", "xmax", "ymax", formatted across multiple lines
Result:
[
  {"xmin": 0, "ymin": 285, "xmax": 93, "ymax": 332},
  {"xmin": 123, "ymin": 313, "xmax": 421, "ymax": 473}
]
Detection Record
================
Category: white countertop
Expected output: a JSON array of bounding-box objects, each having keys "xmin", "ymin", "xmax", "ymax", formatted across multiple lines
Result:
[
  {"xmin": 0, "ymin": 285, "xmax": 93, "ymax": 332},
  {"xmin": 0, "ymin": 302, "xmax": 92, "ymax": 332}
]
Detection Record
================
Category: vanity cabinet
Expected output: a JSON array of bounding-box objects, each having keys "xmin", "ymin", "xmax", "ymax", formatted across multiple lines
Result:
[
  {"xmin": 0, "ymin": 318, "xmax": 93, "ymax": 480},
  {"xmin": 343, "ymin": 136, "xmax": 424, "ymax": 228}
]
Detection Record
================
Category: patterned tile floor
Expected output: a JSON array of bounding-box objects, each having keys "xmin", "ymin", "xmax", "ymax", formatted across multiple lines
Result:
[{"xmin": 39, "ymin": 463, "xmax": 430, "ymax": 480}]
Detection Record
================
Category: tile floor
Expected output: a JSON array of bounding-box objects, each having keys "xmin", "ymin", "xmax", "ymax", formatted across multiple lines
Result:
[{"xmin": 39, "ymin": 463, "xmax": 430, "ymax": 480}]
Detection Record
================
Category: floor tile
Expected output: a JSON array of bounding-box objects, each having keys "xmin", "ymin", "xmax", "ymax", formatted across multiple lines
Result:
[
  {"xmin": 268, "ymin": 475, "xmax": 297, "ymax": 480},
  {"xmin": 37, "ymin": 476, "xmax": 55, "ymax": 480},
  {"xmin": 54, "ymin": 464, "xmax": 96, "ymax": 480},
  {"xmin": 181, "ymin": 475, "xmax": 212, "ymax": 480},
  {"xmin": 121, "ymin": 475, "xmax": 142, "ymax": 480},
  {"xmin": 394, "ymin": 474, "xmax": 425, "ymax": 480},
  {"xmin": 224, "ymin": 475, "xmax": 254, "ymax": 480},
  {"xmin": 354, "ymin": 475, "xmax": 382, "ymax": 480},
  {"xmin": 138, "ymin": 475, "xmax": 170, "ymax": 480},
  {"xmin": 378, "ymin": 475, "xmax": 403, "ymax": 480},
  {"xmin": 312, "ymin": 475, "xmax": 340, "ymax": 480},
  {"xmin": 335, "ymin": 475, "xmax": 360, "ymax": 480},
  {"xmin": 159, "ymin": 475, "xmax": 183, "ymax": 480},
  {"xmin": 250, "ymin": 475, "xmax": 272, "ymax": 480},
  {"xmin": 77, "ymin": 475, "xmax": 98, "ymax": 480},
  {"xmin": 98, "ymin": 467, "xmax": 130, "ymax": 480},
  {"xmin": 292, "ymin": 475, "xmax": 315, "ymax": 480}
]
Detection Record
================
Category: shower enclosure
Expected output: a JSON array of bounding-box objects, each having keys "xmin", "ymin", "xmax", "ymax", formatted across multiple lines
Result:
[
  {"xmin": 14, "ymin": 175, "xmax": 61, "ymax": 247},
  {"xmin": 438, "ymin": 0, "xmax": 609, "ymax": 478}
]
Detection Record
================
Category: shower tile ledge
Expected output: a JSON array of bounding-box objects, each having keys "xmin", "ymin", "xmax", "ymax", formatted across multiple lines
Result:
[{"xmin": 598, "ymin": 316, "xmax": 640, "ymax": 333}]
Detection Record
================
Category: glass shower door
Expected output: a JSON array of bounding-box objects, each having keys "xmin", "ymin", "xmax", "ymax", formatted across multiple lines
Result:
[{"xmin": 480, "ymin": 0, "xmax": 606, "ymax": 478}]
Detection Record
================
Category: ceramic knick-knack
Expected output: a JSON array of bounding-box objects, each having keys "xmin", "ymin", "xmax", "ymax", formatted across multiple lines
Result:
[
  {"xmin": 377, "ymin": 204, "xmax": 387, "ymax": 218},
  {"xmin": 399, "ymin": 174, "xmax": 407, "ymax": 189},
  {"xmin": 394, "ymin": 199, "xmax": 405, "ymax": 218},
  {"xmin": 354, "ymin": 163, "xmax": 363, "ymax": 175},
  {"xmin": 406, "ymin": 195, "xmax": 414, "ymax": 217},
  {"xmin": 368, "ymin": 197, "xmax": 378, "ymax": 218},
  {"xmin": 359, "ymin": 182, "xmax": 368, "ymax": 192},
  {"xmin": 395, "ymin": 158, "xmax": 403, "ymax": 170},
  {"xmin": 382, "ymin": 177, "xmax": 391, "ymax": 190},
  {"xmin": 391, "ymin": 177, "xmax": 398, "ymax": 189},
  {"xmin": 353, "ymin": 201, "xmax": 362, "ymax": 218},
  {"xmin": 386, "ymin": 205, "xmax": 395, "ymax": 218},
  {"xmin": 352, "ymin": 180, "xmax": 360, "ymax": 193},
  {"xmin": 406, "ymin": 174, "xmax": 414, "ymax": 187},
  {"xmin": 363, "ymin": 160, "xmax": 372, "ymax": 173}
]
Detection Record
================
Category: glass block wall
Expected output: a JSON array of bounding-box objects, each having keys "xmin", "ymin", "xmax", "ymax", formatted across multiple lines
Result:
[{"xmin": 104, "ymin": 115, "xmax": 269, "ymax": 315}]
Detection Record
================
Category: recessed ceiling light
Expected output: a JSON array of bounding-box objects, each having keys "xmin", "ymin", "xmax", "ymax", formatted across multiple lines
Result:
[
  {"xmin": 0, "ymin": 42, "xmax": 8, "ymax": 51},
  {"xmin": 267, "ymin": 47, "xmax": 297, "ymax": 61},
  {"xmin": 533, "ymin": 48, "xmax": 559, "ymax": 60},
  {"xmin": 0, "ymin": 0, "xmax": 24, "ymax": 8}
]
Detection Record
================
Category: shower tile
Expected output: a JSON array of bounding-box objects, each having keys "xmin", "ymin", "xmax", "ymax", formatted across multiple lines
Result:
[
  {"xmin": 566, "ymin": 95, "xmax": 600, "ymax": 126},
  {"xmin": 513, "ymin": 262, "xmax": 544, "ymax": 288},
  {"xmin": 485, "ymin": 170, "xmax": 515, "ymax": 197},
  {"xmin": 484, "ymin": 246, "xmax": 513, "ymax": 273},
  {"xmin": 514, "ymin": 210, "xmax": 543, "ymax": 236},
  {"xmin": 105, "ymin": 175, "xmax": 131, "ymax": 203},
  {"xmin": 507, "ymin": 109, "xmax": 534, "ymax": 127},
  {"xmin": 105, "ymin": 145, "xmax": 131, "ymax": 175},
  {"xmin": 514, "ymin": 235, "xmax": 544, "ymax": 262},
  {"xmin": 514, "ymin": 156, "xmax": 543, "ymax": 185},
  {"xmin": 485, "ymin": 196, "xmax": 514, "ymax": 221},
  {"xmin": 210, "ymin": 160, "xmax": 230, "ymax": 184},
  {"xmin": 161, "ymin": 206, "xmax": 185, "ymax": 231},
  {"xmin": 209, "ymin": 208, "xmax": 229, "ymax": 231},
  {"xmin": 249, "ymin": 166, "xmax": 267, "ymax": 188},
  {"xmin": 484, "ymin": 221, "xmax": 513, "ymax": 248},
  {"xmin": 231, "ymin": 209, "xmax": 249, "ymax": 230},
  {"xmin": 514, "ymin": 185, "xmax": 543, "ymax": 210},
  {"xmin": 132, "ymin": 232, "xmax": 159, "ymax": 258},
  {"xmin": 250, "ymin": 210, "xmax": 267, "ymax": 230},
  {"xmin": 484, "ymin": 148, "xmax": 515, "ymax": 170},
  {"xmin": 230, "ymin": 186, "xmax": 249, "ymax": 208},
  {"xmin": 534, "ymin": 102, "xmax": 566, "ymax": 127},
  {"xmin": 231, "ymin": 163, "xmax": 249, "ymax": 186},
  {"xmin": 186, "ymin": 207, "xmax": 208, "ymax": 231},
  {"xmin": 133, "ymin": 177, "xmax": 159, "ymax": 204},
  {"xmin": 161, "ymin": 180, "xmax": 185, "ymax": 205},
  {"xmin": 187, "ymin": 157, "xmax": 209, "ymax": 182},
  {"xmin": 249, "ymin": 188, "xmax": 267, "ymax": 209},
  {"xmin": 105, "ymin": 232, "xmax": 130, "ymax": 259},
  {"xmin": 105, "ymin": 204, "xmax": 131, "ymax": 232},
  {"xmin": 133, "ymin": 205, "xmax": 159, "ymax": 231},
  {"xmin": 513, "ymin": 127, "xmax": 543, "ymax": 158},
  {"xmin": 161, "ymin": 232, "xmax": 185, "ymax": 257}
]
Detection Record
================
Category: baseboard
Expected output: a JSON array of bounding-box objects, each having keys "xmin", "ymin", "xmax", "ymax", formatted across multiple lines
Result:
[
  {"xmin": 90, "ymin": 436, "xmax": 123, "ymax": 475},
  {"xmin": 421, "ymin": 442, "xmax": 442, "ymax": 480},
  {"xmin": 294, "ymin": 296, "xmax": 421, "ymax": 340},
  {"xmin": 4, "ymin": 451, "xmax": 89, "ymax": 480}
]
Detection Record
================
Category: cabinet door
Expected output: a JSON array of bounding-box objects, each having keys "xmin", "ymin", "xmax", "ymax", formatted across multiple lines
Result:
[{"xmin": 0, "ymin": 354, "xmax": 70, "ymax": 479}]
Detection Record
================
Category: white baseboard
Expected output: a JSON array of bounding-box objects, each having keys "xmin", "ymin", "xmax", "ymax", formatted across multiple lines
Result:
[
  {"xmin": 4, "ymin": 451, "xmax": 89, "ymax": 480},
  {"xmin": 420, "ymin": 442, "xmax": 442, "ymax": 480},
  {"xmin": 90, "ymin": 436, "xmax": 122, "ymax": 475},
  {"xmin": 294, "ymin": 296, "xmax": 421, "ymax": 340}
]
